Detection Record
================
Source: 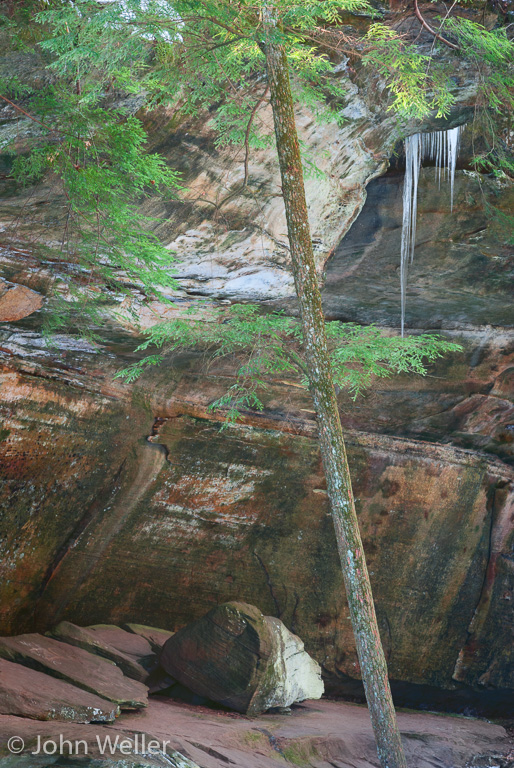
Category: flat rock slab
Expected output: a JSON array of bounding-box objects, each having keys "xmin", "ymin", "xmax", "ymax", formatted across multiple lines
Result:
[
  {"xmin": 86, "ymin": 624, "xmax": 154, "ymax": 659},
  {"xmin": 0, "ymin": 714, "xmax": 199, "ymax": 767},
  {"xmin": 50, "ymin": 622, "xmax": 149, "ymax": 681},
  {"xmin": 0, "ymin": 659, "xmax": 119, "ymax": 723},
  {"xmin": 123, "ymin": 623, "xmax": 175, "ymax": 653},
  {"xmin": 0, "ymin": 634, "xmax": 147, "ymax": 710}
]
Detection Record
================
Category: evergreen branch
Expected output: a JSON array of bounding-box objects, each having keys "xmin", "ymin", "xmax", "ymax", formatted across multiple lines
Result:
[
  {"xmin": 280, "ymin": 344, "xmax": 308, "ymax": 376},
  {"xmin": 194, "ymin": 14, "xmax": 247, "ymax": 39},
  {"xmin": 0, "ymin": 93, "xmax": 68, "ymax": 135}
]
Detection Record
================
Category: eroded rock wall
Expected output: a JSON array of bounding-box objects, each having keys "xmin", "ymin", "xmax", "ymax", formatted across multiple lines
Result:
[
  {"xmin": 1, "ymin": 319, "xmax": 512, "ymax": 713},
  {"xmin": 0, "ymin": 25, "xmax": 512, "ymax": 713}
]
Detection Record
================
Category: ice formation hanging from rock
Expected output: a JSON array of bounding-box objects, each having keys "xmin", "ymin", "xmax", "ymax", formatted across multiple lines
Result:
[{"xmin": 400, "ymin": 126, "xmax": 463, "ymax": 335}]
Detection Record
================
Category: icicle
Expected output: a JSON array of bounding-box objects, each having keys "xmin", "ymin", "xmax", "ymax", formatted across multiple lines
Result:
[
  {"xmin": 400, "ymin": 134, "xmax": 421, "ymax": 336},
  {"xmin": 400, "ymin": 125, "xmax": 463, "ymax": 335},
  {"xmin": 447, "ymin": 126, "xmax": 461, "ymax": 211}
]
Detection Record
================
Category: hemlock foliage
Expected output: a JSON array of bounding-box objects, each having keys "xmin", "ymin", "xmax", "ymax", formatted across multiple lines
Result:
[
  {"xmin": 10, "ymin": 107, "xmax": 181, "ymax": 337},
  {"xmin": 116, "ymin": 304, "xmax": 462, "ymax": 422},
  {"xmin": 0, "ymin": 0, "xmax": 510, "ymax": 398}
]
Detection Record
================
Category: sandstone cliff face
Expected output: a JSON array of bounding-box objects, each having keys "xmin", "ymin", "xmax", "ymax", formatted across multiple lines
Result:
[
  {"xmin": 1, "ymin": 306, "xmax": 512, "ymax": 714},
  {"xmin": 0, "ymin": 42, "xmax": 512, "ymax": 714}
]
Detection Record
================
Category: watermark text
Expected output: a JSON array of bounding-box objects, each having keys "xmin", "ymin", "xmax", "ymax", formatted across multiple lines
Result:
[{"xmin": 7, "ymin": 733, "xmax": 171, "ymax": 757}]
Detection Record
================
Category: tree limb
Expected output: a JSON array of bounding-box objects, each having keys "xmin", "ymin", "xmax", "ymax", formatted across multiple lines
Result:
[
  {"xmin": 413, "ymin": 0, "xmax": 460, "ymax": 51},
  {"xmin": 189, "ymin": 86, "xmax": 269, "ymax": 212},
  {"xmin": 0, "ymin": 94, "xmax": 63, "ymax": 135}
]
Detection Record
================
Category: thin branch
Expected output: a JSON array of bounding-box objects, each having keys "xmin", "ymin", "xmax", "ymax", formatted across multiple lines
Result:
[
  {"xmin": 425, "ymin": 0, "xmax": 458, "ymax": 74},
  {"xmin": 210, "ymin": 49, "xmax": 239, "ymax": 94},
  {"xmin": 280, "ymin": 344, "xmax": 308, "ymax": 376},
  {"xmin": 187, "ymin": 86, "xmax": 269, "ymax": 212},
  {"xmin": 193, "ymin": 13, "xmax": 246, "ymax": 39},
  {"xmin": 239, "ymin": 85, "xmax": 269, "ymax": 190},
  {"xmin": 0, "ymin": 94, "xmax": 63, "ymax": 134},
  {"xmin": 413, "ymin": 0, "xmax": 460, "ymax": 51},
  {"xmin": 216, "ymin": 85, "xmax": 269, "ymax": 209}
]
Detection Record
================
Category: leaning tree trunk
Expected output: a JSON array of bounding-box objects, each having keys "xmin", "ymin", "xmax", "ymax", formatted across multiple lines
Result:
[{"xmin": 262, "ymin": 8, "xmax": 407, "ymax": 768}]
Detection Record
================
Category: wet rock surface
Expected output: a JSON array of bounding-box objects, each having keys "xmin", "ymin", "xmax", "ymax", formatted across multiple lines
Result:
[
  {"xmin": 0, "ymin": 634, "xmax": 148, "ymax": 709},
  {"xmin": 160, "ymin": 602, "xmax": 324, "ymax": 715},
  {"xmin": 320, "ymin": 170, "xmax": 513, "ymax": 331}
]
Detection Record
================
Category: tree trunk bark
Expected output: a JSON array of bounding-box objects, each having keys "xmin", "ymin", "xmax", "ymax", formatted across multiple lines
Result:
[{"xmin": 262, "ymin": 8, "xmax": 407, "ymax": 768}]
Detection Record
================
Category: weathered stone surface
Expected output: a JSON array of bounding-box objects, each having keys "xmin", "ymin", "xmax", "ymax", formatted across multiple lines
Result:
[
  {"xmin": 1, "ymin": 698, "xmax": 509, "ymax": 768},
  {"xmin": 115, "ymin": 698, "xmax": 513, "ymax": 768},
  {"xmin": 0, "ymin": 351, "xmax": 157, "ymax": 636},
  {"xmin": 160, "ymin": 602, "xmax": 323, "ymax": 715},
  {"xmin": 0, "ymin": 658, "xmax": 119, "ymax": 723},
  {"xmin": 160, "ymin": 602, "xmax": 273, "ymax": 714},
  {"xmin": 263, "ymin": 616, "xmax": 325, "ymax": 711},
  {"xmin": 0, "ymin": 634, "xmax": 148, "ymax": 709},
  {"xmin": 0, "ymin": 711, "xmax": 200, "ymax": 767},
  {"xmin": 123, "ymin": 623, "xmax": 175, "ymax": 653},
  {"xmin": 0, "ymin": 279, "xmax": 43, "ymax": 321},
  {"xmin": 28, "ymin": 410, "xmax": 511, "ymax": 710},
  {"xmin": 49, "ymin": 622, "xmax": 150, "ymax": 681},
  {"xmin": 87, "ymin": 624, "xmax": 154, "ymax": 658}
]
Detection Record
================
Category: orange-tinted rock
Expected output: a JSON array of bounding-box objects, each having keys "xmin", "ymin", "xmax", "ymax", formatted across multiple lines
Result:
[
  {"xmin": 0, "ymin": 279, "xmax": 43, "ymax": 321},
  {"xmin": 28, "ymin": 412, "xmax": 511, "ymax": 709},
  {"xmin": 0, "ymin": 634, "xmax": 148, "ymax": 709},
  {"xmin": 0, "ymin": 658, "xmax": 119, "ymax": 722},
  {"xmin": 1, "ymin": 330, "xmax": 512, "ymax": 714},
  {"xmin": 0, "ymin": 364, "xmax": 156, "ymax": 636}
]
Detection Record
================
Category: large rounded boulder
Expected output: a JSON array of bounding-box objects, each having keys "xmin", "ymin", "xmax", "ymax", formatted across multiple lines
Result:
[{"xmin": 160, "ymin": 602, "xmax": 324, "ymax": 715}]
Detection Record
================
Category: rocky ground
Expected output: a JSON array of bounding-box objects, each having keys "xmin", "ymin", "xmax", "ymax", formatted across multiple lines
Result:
[
  {"xmin": 2, "ymin": 698, "xmax": 512, "ymax": 768},
  {"xmin": 0, "ymin": 616, "xmax": 512, "ymax": 768}
]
